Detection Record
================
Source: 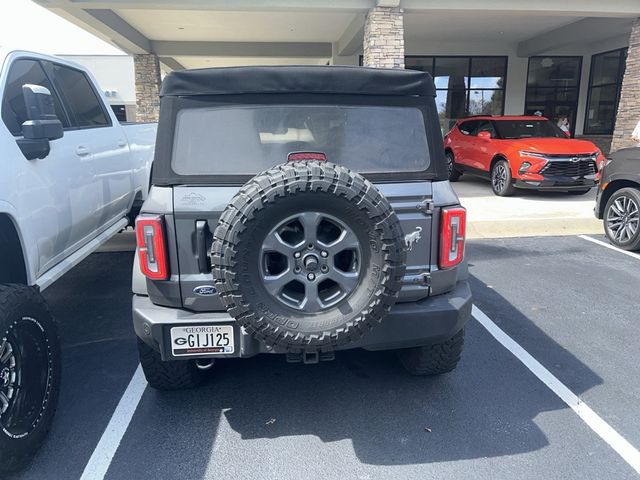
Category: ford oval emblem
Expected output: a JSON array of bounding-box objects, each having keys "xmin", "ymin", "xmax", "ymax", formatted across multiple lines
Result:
[{"xmin": 193, "ymin": 285, "xmax": 217, "ymax": 296}]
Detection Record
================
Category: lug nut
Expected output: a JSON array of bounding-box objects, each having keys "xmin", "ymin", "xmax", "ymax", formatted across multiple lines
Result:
[
  {"xmin": 307, "ymin": 273, "xmax": 315, "ymax": 281},
  {"xmin": 320, "ymin": 250, "xmax": 328, "ymax": 258},
  {"xmin": 294, "ymin": 251, "xmax": 301, "ymax": 258}
]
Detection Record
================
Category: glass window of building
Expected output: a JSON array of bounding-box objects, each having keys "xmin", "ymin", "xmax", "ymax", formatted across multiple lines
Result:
[
  {"xmin": 584, "ymin": 48, "xmax": 628, "ymax": 135},
  {"xmin": 524, "ymin": 56, "xmax": 582, "ymax": 136},
  {"xmin": 405, "ymin": 56, "xmax": 507, "ymax": 134}
]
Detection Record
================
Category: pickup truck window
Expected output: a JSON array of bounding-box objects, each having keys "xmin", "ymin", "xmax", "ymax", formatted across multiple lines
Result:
[
  {"xmin": 1, "ymin": 59, "xmax": 68, "ymax": 136},
  {"xmin": 172, "ymin": 104, "xmax": 430, "ymax": 176},
  {"xmin": 43, "ymin": 62, "xmax": 111, "ymax": 129}
]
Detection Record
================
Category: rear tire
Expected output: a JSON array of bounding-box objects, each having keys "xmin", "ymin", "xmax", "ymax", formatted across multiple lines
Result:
[
  {"xmin": 397, "ymin": 329, "xmax": 465, "ymax": 376},
  {"xmin": 137, "ymin": 339, "xmax": 204, "ymax": 390},
  {"xmin": 603, "ymin": 187, "xmax": 640, "ymax": 251},
  {"xmin": 491, "ymin": 159, "xmax": 515, "ymax": 197},
  {"xmin": 446, "ymin": 152, "xmax": 462, "ymax": 182},
  {"xmin": 0, "ymin": 285, "xmax": 61, "ymax": 475}
]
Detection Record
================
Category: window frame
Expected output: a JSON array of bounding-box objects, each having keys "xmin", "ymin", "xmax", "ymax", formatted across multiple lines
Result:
[
  {"xmin": 404, "ymin": 55, "xmax": 508, "ymax": 130},
  {"xmin": 1, "ymin": 58, "xmax": 72, "ymax": 137},
  {"xmin": 41, "ymin": 60, "xmax": 113, "ymax": 131},
  {"xmin": 583, "ymin": 47, "xmax": 628, "ymax": 135},
  {"xmin": 524, "ymin": 55, "xmax": 583, "ymax": 135}
]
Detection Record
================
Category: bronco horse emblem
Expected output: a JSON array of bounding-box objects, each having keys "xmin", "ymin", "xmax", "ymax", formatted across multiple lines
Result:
[{"xmin": 404, "ymin": 227, "xmax": 423, "ymax": 251}]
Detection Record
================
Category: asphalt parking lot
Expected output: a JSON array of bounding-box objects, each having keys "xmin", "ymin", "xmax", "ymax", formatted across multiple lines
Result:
[{"xmin": 9, "ymin": 230, "xmax": 639, "ymax": 480}]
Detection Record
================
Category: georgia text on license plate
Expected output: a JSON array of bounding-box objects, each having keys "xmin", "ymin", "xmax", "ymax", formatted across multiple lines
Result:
[{"xmin": 170, "ymin": 325, "xmax": 234, "ymax": 356}]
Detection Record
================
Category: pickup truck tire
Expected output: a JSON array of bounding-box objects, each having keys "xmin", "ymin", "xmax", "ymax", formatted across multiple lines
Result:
[
  {"xmin": 396, "ymin": 329, "xmax": 465, "ymax": 375},
  {"xmin": 603, "ymin": 187, "xmax": 640, "ymax": 251},
  {"xmin": 0, "ymin": 284, "xmax": 61, "ymax": 474},
  {"xmin": 137, "ymin": 339, "xmax": 204, "ymax": 390},
  {"xmin": 212, "ymin": 161, "xmax": 406, "ymax": 353}
]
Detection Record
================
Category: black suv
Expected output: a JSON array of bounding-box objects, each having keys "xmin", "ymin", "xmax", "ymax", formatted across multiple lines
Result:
[
  {"xmin": 132, "ymin": 66, "xmax": 472, "ymax": 389},
  {"xmin": 595, "ymin": 146, "xmax": 640, "ymax": 250}
]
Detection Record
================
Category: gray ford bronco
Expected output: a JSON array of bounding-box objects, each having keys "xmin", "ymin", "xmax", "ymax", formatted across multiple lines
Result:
[{"xmin": 132, "ymin": 66, "xmax": 472, "ymax": 390}]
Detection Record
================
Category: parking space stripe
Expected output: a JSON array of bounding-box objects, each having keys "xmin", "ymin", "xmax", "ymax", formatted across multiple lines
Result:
[
  {"xmin": 578, "ymin": 235, "xmax": 640, "ymax": 261},
  {"xmin": 80, "ymin": 365, "xmax": 147, "ymax": 480},
  {"xmin": 472, "ymin": 305, "xmax": 640, "ymax": 475}
]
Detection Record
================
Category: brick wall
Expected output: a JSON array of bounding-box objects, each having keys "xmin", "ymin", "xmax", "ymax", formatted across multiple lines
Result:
[
  {"xmin": 362, "ymin": 6, "xmax": 404, "ymax": 69},
  {"xmin": 134, "ymin": 54, "xmax": 161, "ymax": 123},
  {"xmin": 611, "ymin": 18, "xmax": 640, "ymax": 152}
]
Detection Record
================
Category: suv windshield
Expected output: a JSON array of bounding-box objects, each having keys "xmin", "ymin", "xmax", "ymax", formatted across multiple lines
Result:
[
  {"xmin": 493, "ymin": 119, "xmax": 566, "ymax": 139},
  {"xmin": 171, "ymin": 104, "xmax": 430, "ymax": 175}
]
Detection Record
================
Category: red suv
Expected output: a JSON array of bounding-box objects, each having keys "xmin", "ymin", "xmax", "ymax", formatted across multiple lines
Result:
[{"xmin": 443, "ymin": 115, "xmax": 605, "ymax": 196}]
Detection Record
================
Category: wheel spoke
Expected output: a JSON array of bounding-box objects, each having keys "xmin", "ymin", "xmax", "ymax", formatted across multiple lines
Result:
[
  {"xmin": 0, "ymin": 392, "xmax": 8, "ymax": 414},
  {"xmin": 263, "ymin": 269, "xmax": 295, "ymax": 296},
  {"xmin": 262, "ymin": 231, "xmax": 297, "ymax": 256},
  {"xmin": 298, "ymin": 212, "xmax": 322, "ymax": 245},
  {"xmin": 324, "ymin": 229, "xmax": 359, "ymax": 254},
  {"xmin": 301, "ymin": 282, "xmax": 323, "ymax": 313},
  {"xmin": 0, "ymin": 341, "xmax": 12, "ymax": 366},
  {"xmin": 329, "ymin": 270, "xmax": 359, "ymax": 293}
]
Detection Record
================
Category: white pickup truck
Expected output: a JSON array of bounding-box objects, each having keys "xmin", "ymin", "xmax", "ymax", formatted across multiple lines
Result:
[{"xmin": 0, "ymin": 49, "xmax": 156, "ymax": 472}]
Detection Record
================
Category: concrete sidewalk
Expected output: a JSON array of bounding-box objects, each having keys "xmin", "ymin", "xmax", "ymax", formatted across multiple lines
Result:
[{"xmin": 454, "ymin": 177, "xmax": 603, "ymax": 239}]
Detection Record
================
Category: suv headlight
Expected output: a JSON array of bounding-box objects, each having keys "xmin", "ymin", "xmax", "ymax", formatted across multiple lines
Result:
[{"xmin": 519, "ymin": 151, "xmax": 547, "ymax": 159}]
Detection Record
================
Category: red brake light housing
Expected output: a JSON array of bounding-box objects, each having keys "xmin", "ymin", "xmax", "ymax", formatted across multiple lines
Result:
[
  {"xmin": 439, "ymin": 206, "xmax": 466, "ymax": 269},
  {"xmin": 287, "ymin": 151, "xmax": 327, "ymax": 162},
  {"xmin": 136, "ymin": 215, "xmax": 169, "ymax": 280}
]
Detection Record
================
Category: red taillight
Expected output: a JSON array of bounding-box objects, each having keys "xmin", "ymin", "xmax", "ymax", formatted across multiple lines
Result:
[
  {"xmin": 135, "ymin": 215, "xmax": 169, "ymax": 280},
  {"xmin": 439, "ymin": 206, "xmax": 466, "ymax": 269},
  {"xmin": 287, "ymin": 151, "xmax": 327, "ymax": 162}
]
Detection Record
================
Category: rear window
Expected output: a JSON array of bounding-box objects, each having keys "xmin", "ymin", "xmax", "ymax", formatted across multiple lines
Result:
[
  {"xmin": 171, "ymin": 104, "xmax": 430, "ymax": 175},
  {"xmin": 494, "ymin": 120, "xmax": 566, "ymax": 139}
]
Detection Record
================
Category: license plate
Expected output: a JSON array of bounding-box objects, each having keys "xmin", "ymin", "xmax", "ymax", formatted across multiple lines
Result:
[{"xmin": 170, "ymin": 325, "xmax": 234, "ymax": 357}]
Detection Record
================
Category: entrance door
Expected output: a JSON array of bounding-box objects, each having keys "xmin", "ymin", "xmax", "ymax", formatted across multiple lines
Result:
[{"xmin": 525, "ymin": 56, "xmax": 582, "ymax": 136}]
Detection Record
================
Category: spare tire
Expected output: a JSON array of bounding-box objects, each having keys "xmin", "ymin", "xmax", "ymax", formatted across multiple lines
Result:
[{"xmin": 211, "ymin": 161, "xmax": 406, "ymax": 352}]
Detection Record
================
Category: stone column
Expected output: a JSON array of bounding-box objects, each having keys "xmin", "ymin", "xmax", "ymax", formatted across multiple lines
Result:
[
  {"xmin": 611, "ymin": 18, "xmax": 640, "ymax": 152},
  {"xmin": 362, "ymin": 6, "xmax": 404, "ymax": 69},
  {"xmin": 134, "ymin": 54, "xmax": 161, "ymax": 123}
]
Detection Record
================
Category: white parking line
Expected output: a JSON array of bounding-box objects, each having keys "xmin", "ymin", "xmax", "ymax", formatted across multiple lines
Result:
[
  {"xmin": 472, "ymin": 305, "xmax": 640, "ymax": 475},
  {"xmin": 80, "ymin": 365, "xmax": 147, "ymax": 480},
  {"xmin": 578, "ymin": 234, "xmax": 640, "ymax": 261}
]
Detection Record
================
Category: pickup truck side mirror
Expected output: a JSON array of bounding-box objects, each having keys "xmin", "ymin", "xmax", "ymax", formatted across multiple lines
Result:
[{"xmin": 18, "ymin": 84, "xmax": 64, "ymax": 160}]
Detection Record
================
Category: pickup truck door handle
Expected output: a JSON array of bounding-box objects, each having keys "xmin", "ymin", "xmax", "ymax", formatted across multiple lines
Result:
[
  {"xmin": 75, "ymin": 146, "xmax": 90, "ymax": 157},
  {"xmin": 117, "ymin": 139, "xmax": 127, "ymax": 148}
]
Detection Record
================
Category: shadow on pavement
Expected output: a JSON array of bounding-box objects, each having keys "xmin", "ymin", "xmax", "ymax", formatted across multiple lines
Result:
[{"xmin": 107, "ymin": 274, "xmax": 603, "ymax": 475}]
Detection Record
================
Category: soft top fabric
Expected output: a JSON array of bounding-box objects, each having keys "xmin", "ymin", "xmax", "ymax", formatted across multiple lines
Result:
[{"xmin": 160, "ymin": 65, "xmax": 435, "ymax": 98}]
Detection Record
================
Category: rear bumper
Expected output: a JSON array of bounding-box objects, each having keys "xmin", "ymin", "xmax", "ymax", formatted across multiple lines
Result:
[
  {"xmin": 515, "ymin": 176, "xmax": 597, "ymax": 191},
  {"xmin": 133, "ymin": 281, "xmax": 472, "ymax": 360}
]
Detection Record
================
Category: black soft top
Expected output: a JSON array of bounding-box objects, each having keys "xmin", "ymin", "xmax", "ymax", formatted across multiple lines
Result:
[{"xmin": 160, "ymin": 65, "xmax": 435, "ymax": 98}]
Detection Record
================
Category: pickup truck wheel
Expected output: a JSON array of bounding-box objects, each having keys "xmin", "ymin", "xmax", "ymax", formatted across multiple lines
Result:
[
  {"xmin": 446, "ymin": 152, "xmax": 461, "ymax": 182},
  {"xmin": 212, "ymin": 161, "xmax": 406, "ymax": 353},
  {"xmin": 137, "ymin": 339, "xmax": 204, "ymax": 390},
  {"xmin": 0, "ymin": 285, "xmax": 61, "ymax": 474},
  {"xmin": 603, "ymin": 187, "xmax": 640, "ymax": 251},
  {"xmin": 397, "ymin": 329, "xmax": 465, "ymax": 376},
  {"xmin": 491, "ymin": 159, "xmax": 515, "ymax": 197}
]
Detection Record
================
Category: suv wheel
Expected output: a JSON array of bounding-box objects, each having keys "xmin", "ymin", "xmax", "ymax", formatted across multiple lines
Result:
[
  {"xmin": 491, "ymin": 159, "xmax": 515, "ymax": 197},
  {"xmin": 212, "ymin": 161, "xmax": 406, "ymax": 354},
  {"xmin": 137, "ymin": 339, "xmax": 204, "ymax": 390},
  {"xmin": 603, "ymin": 187, "xmax": 640, "ymax": 251},
  {"xmin": 397, "ymin": 329, "xmax": 465, "ymax": 375},
  {"xmin": 0, "ymin": 285, "xmax": 61, "ymax": 474},
  {"xmin": 446, "ymin": 152, "xmax": 461, "ymax": 182}
]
